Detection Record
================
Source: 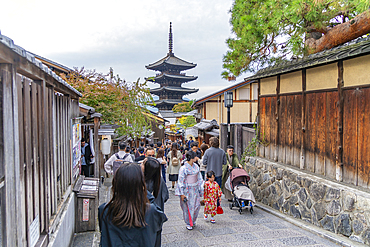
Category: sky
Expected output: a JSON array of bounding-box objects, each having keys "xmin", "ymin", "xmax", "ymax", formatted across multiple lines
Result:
[{"xmin": 0, "ymin": 0, "xmax": 250, "ymax": 101}]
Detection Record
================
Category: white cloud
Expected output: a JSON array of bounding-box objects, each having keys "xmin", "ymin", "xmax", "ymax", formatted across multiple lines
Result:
[{"xmin": 1, "ymin": 0, "xmax": 246, "ymax": 101}]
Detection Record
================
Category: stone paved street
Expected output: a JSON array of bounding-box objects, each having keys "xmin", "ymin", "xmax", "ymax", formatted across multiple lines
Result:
[
  {"xmin": 71, "ymin": 176, "xmax": 364, "ymax": 247},
  {"xmin": 162, "ymin": 180, "xmax": 344, "ymax": 247}
]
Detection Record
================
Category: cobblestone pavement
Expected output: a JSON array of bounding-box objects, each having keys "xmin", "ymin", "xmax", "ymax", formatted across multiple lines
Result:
[{"xmin": 162, "ymin": 181, "xmax": 342, "ymax": 247}]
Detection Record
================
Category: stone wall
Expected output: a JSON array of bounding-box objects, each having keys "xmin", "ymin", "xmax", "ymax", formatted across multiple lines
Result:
[{"xmin": 244, "ymin": 157, "xmax": 370, "ymax": 245}]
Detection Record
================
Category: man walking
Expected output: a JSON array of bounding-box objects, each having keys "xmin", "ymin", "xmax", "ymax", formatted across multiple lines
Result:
[
  {"xmin": 202, "ymin": 137, "xmax": 227, "ymax": 206},
  {"xmin": 81, "ymin": 138, "xmax": 93, "ymax": 177},
  {"xmin": 104, "ymin": 142, "xmax": 133, "ymax": 175}
]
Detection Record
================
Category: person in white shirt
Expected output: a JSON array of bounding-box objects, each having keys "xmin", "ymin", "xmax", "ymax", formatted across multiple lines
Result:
[{"xmin": 104, "ymin": 142, "xmax": 133, "ymax": 175}]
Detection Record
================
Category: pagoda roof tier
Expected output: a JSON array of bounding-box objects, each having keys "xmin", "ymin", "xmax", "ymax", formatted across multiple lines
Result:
[
  {"xmin": 150, "ymin": 86, "xmax": 198, "ymax": 95},
  {"xmin": 147, "ymin": 73, "xmax": 197, "ymax": 83},
  {"xmin": 153, "ymin": 99, "xmax": 189, "ymax": 106},
  {"xmin": 146, "ymin": 54, "xmax": 196, "ymax": 71}
]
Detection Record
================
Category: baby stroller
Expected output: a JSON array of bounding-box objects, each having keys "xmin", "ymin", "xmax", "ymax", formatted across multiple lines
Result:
[{"xmin": 227, "ymin": 168, "xmax": 255, "ymax": 214}]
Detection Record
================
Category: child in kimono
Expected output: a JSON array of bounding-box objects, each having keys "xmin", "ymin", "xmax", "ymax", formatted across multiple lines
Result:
[
  {"xmin": 175, "ymin": 150, "xmax": 204, "ymax": 230},
  {"xmin": 204, "ymin": 170, "xmax": 222, "ymax": 223}
]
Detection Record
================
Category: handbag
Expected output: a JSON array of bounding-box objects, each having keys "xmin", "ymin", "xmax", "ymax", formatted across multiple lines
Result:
[{"xmin": 217, "ymin": 205, "xmax": 224, "ymax": 214}]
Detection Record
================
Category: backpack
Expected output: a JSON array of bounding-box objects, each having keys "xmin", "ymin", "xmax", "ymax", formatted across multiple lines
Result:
[
  {"xmin": 171, "ymin": 152, "xmax": 180, "ymax": 167},
  {"xmin": 112, "ymin": 153, "xmax": 130, "ymax": 174}
]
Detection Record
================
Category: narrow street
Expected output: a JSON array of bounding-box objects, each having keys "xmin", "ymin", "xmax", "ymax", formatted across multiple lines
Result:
[{"xmin": 161, "ymin": 179, "xmax": 344, "ymax": 247}]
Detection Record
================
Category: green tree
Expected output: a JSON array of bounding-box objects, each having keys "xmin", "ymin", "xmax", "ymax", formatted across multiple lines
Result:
[
  {"xmin": 62, "ymin": 67, "xmax": 154, "ymax": 137},
  {"xmin": 222, "ymin": 0, "xmax": 370, "ymax": 77},
  {"xmin": 172, "ymin": 100, "xmax": 194, "ymax": 113},
  {"xmin": 178, "ymin": 115, "xmax": 197, "ymax": 128}
]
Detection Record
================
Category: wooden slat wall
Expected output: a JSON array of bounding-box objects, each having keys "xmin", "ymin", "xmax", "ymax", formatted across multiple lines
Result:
[
  {"xmin": 343, "ymin": 87, "xmax": 370, "ymax": 188},
  {"xmin": 260, "ymin": 91, "xmax": 338, "ymax": 179},
  {"xmin": 12, "ymin": 74, "xmax": 76, "ymax": 245}
]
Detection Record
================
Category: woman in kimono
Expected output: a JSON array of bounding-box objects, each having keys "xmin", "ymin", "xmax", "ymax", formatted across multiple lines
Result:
[{"xmin": 175, "ymin": 150, "xmax": 204, "ymax": 230}]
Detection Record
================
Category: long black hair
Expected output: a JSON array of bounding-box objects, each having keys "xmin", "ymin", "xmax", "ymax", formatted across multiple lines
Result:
[
  {"xmin": 143, "ymin": 157, "xmax": 161, "ymax": 198},
  {"xmin": 104, "ymin": 163, "xmax": 148, "ymax": 228},
  {"xmin": 185, "ymin": 150, "xmax": 197, "ymax": 162}
]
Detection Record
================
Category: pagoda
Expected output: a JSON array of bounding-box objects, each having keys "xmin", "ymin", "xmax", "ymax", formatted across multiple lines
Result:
[{"xmin": 146, "ymin": 22, "xmax": 199, "ymax": 111}]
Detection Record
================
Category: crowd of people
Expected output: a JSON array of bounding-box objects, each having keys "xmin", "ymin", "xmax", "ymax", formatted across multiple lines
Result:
[{"xmin": 99, "ymin": 137, "xmax": 243, "ymax": 246}]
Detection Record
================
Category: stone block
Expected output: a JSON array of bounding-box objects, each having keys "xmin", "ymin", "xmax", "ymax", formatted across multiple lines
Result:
[
  {"xmin": 249, "ymin": 157, "xmax": 256, "ymax": 165},
  {"xmin": 320, "ymin": 215, "xmax": 335, "ymax": 233},
  {"xmin": 326, "ymin": 200, "xmax": 341, "ymax": 216},
  {"xmin": 342, "ymin": 191, "xmax": 356, "ymax": 212},
  {"xmin": 296, "ymin": 176, "xmax": 303, "ymax": 187},
  {"xmin": 356, "ymin": 195, "xmax": 370, "ymax": 212},
  {"xmin": 299, "ymin": 204, "xmax": 311, "ymax": 220},
  {"xmin": 290, "ymin": 205, "xmax": 301, "ymax": 219},
  {"xmin": 276, "ymin": 168, "xmax": 284, "ymax": 180},
  {"xmin": 256, "ymin": 173, "xmax": 263, "ymax": 186},
  {"xmin": 290, "ymin": 183, "xmax": 300, "ymax": 194},
  {"xmin": 256, "ymin": 160, "xmax": 264, "ymax": 169},
  {"xmin": 309, "ymin": 183, "xmax": 327, "ymax": 202},
  {"xmin": 306, "ymin": 198, "xmax": 312, "ymax": 209},
  {"xmin": 252, "ymin": 169, "xmax": 261, "ymax": 178},
  {"xmin": 298, "ymin": 188, "xmax": 308, "ymax": 203},
  {"xmin": 361, "ymin": 228, "xmax": 370, "ymax": 245},
  {"xmin": 270, "ymin": 184, "xmax": 277, "ymax": 195},
  {"xmin": 352, "ymin": 219, "xmax": 365, "ymax": 235},
  {"xmin": 272, "ymin": 166, "xmax": 277, "ymax": 176},
  {"xmin": 349, "ymin": 235, "xmax": 364, "ymax": 244},
  {"xmin": 303, "ymin": 177, "xmax": 312, "ymax": 190},
  {"xmin": 313, "ymin": 201, "xmax": 327, "ymax": 221},
  {"xmin": 265, "ymin": 163, "xmax": 272, "ymax": 172},
  {"xmin": 335, "ymin": 213, "xmax": 352, "ymax": 237},
  {"xmin": 263, "ymin": 173, "xmax": 270, "ymax": 182},
  {"xmin": 325, "ymin": 188, "xmax": 340, "ymax": 202}
]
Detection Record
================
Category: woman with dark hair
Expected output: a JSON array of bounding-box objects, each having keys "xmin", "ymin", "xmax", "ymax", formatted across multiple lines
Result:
[
  {"xmin": 175, "ymin": 150, "xmax": 204, "ymax": 230},
  {"xmin": 141, "ymin": 157, "xmax": 169, "ymax": 247},
  {"xmin": 167, "ymin": 143, "xmax": 182, "ymax": 190},
  {"xmin": 99, "ymin": 163, "xmax": 167, "ymax": 247},
  {"xmin": 156, "ymin": 148, "xmax": 167, "ymax": 183},
  {"xmin": 199, "ymin": 143, "xmax": 209, "ymax": 180},
  {"xmin": 142, "ymin": 157, "xmax": 169, "ymax": 211}
]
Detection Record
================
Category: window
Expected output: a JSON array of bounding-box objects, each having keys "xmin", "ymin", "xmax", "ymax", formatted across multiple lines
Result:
[
  {"xmin": 239, "ymin": 88, "xmax": 250, "ymax": 100},
  {"xmin": 252, "ymin": 83, "xmax": 258, "ymax": 100}
]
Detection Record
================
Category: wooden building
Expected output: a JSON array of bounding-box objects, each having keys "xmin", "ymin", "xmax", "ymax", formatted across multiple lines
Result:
[
  {"xmin": 249, "ymin": 37, "xmax": 370, "ymax": 189},
  {"xmin": 0, "ymin": 33, "xmax": 82, "ymax": 246},
  {"xmin": 146, "ymin": 23, "xmax": 198, "ymax": 111},
  {"xmin": 193, "ymin": 80, "xmax": 259, "ymax": 124}
]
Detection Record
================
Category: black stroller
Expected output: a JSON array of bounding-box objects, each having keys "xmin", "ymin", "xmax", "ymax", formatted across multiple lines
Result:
[{"xmin": 228, "ymin": 168, "xmax": 255, "ymax": 214}]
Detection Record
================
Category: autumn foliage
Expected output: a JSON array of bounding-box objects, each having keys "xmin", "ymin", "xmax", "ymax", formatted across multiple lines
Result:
[{"xmin": 61, "ymin": 68, "xmax": 154, "ymax": 137}]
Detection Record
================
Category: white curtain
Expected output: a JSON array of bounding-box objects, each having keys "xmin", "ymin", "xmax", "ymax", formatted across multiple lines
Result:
[{"xmin": 89, "ymin": 129, "xmax": 95, "ymax": 164}]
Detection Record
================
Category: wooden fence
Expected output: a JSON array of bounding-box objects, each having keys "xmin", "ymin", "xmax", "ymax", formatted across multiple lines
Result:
[
  {"xmin": 0, "ymin": 38, "xmax": 80, "ymax": 246},
  {"xmin": 258, "ymin": 87, "xmax": 370, "ymax": 189}
]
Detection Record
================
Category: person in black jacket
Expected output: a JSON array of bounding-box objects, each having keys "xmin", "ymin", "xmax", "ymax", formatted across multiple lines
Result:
[
  {"xmin": 81, "ymin": 138, "xmax": 93, "ymax": 177},
  {"xmin": 141, "ymin": 157, "xmax": 169, "ymax": 247},
  {"xmin": 99, "ymin": 163, "xmax": 167, "ymax": 247}
]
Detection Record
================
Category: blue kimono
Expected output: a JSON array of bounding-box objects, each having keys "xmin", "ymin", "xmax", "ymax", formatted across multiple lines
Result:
[{"xmin": 175, "ymin": 162, "xmax": 204, "ymax": 225}]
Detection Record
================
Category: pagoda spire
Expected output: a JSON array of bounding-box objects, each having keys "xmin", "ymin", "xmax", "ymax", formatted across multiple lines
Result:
[{"xmin": 168, "ymin": 22, "xmax": 174, "ymax": 56}]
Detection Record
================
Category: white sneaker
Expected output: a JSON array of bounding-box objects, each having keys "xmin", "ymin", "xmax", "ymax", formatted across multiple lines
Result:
[
  {"xmin": 186, "ymin": 225, "xmax": 193, "ymax": 230},
  {"xmin": 204, "ymin": 214, "xmax": 208, "ymax": 220}
]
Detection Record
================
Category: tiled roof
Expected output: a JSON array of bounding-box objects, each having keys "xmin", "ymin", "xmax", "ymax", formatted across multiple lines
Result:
[
  {"xmin": 159, "ymin": 109, "xmax": 198, "ymax": 118},
  {"xmin": 194, "ymin": 119, "xmax": 219, "ymax": 130},
  {"xmin": 246, "ymin": 36, "xmax": 370, "ymax": 80},
  {"xmin": 146, "ymin": 54, "xmax": 196, "ymax": 71},
  {"xmin": 150, "ymin": 86, "xmax": 198, "ymax": 94},
  {"xmin": 0, "ymin": 31, "xmax": 82, "ymax": 97},
  {"xmin": 154, "ymin": 99, "xmax": 186, "ymax": 105},
  {"xmin": 147, "ymin": 73, "xmax": 198, "ymax": 83},
  {"xmin": 193, "ymin": 80, "xmax": 254, "ymax": 107}
]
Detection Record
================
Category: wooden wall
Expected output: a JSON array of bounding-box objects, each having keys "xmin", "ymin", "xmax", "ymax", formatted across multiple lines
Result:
[{"xmin": 258, "ymin": 59, "xmax": 370, "ymax": 189}]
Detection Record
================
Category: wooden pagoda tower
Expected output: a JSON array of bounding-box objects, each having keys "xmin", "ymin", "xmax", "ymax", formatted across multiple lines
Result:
[{"xmin": 146, "ymin": 22, "xmax": 199, "ymax": 111}]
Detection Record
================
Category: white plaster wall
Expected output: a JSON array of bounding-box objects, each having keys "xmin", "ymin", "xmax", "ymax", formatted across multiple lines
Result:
[{"xmin": 48, "ymin": 193, "xmax": 76, "ymax": 247}]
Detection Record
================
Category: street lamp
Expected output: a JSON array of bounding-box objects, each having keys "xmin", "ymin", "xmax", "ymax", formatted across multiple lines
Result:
[{"xmin": 224, "ymin": 91, "xmax": 233, "ymax": 145}]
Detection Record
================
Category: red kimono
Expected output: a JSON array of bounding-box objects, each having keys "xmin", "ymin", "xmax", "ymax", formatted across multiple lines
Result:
[{"xmin": 204, "ymin": 180, "xmax": 222, "ymax": 216}]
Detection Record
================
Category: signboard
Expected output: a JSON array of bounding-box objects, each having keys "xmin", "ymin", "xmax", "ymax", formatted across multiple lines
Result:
[
  {"xmin": 82, "ymin": 199, "xmax": 90, "ymax": 221},
  {"xmin": 72, "ymin": 123, "xmax": 81, "ymax": 169}
]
